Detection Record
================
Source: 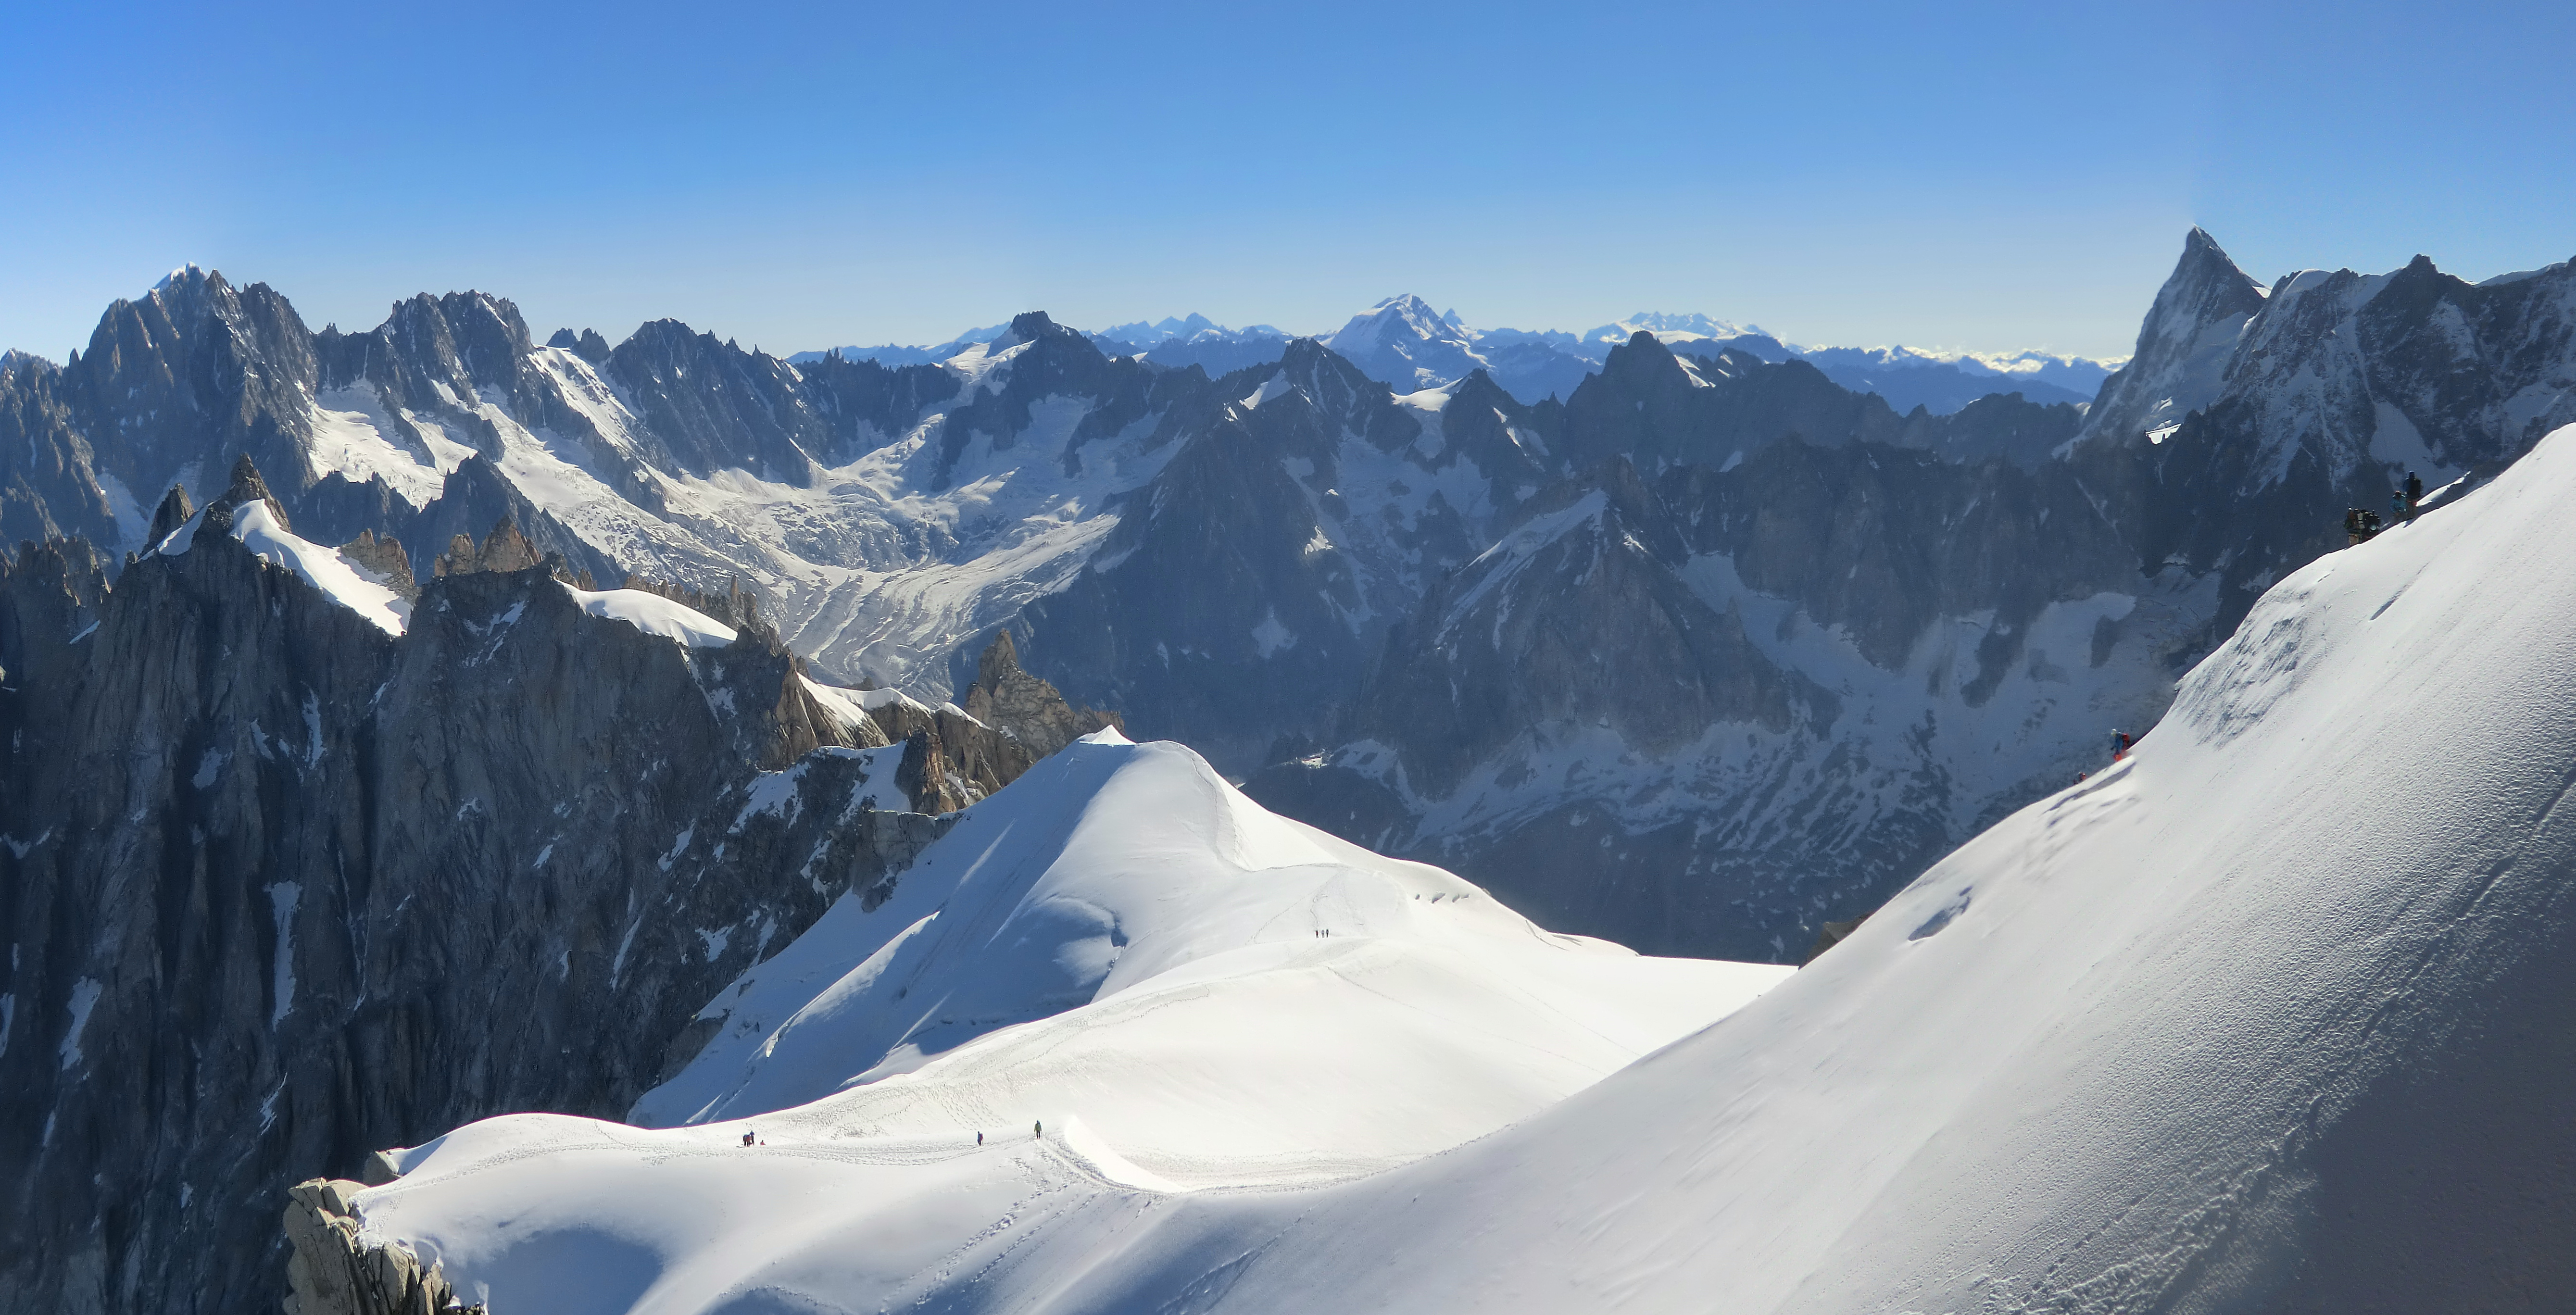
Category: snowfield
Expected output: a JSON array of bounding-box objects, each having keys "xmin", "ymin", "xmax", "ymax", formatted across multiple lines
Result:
[
  {"xmin": 355, "ymin": 732, "xmax": 1788, "ymax": 1310},
  {"xmin": 352, "ymin": 422, "xmax": 2576, "ymax": 1311}
]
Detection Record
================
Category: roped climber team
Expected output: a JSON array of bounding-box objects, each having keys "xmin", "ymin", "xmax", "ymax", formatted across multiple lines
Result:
[{"xmin": 2346, "ymin": 469, "xmax": 2429, "ymax": 546}]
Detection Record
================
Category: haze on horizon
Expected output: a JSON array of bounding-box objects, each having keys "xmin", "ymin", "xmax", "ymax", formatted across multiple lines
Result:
[{"xmin": 4, "ymin": 0, "xmax": 2570, "ymax": 364}]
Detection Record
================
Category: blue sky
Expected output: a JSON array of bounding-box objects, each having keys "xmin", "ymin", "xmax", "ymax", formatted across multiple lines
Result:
[{"xmin": 4, "ymin": 1, "xmax": 2569, "ymax": 362}]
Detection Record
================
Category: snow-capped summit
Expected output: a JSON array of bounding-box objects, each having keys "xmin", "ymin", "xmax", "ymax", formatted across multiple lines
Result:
[
  {"xmin": 2077, "ymin": 226, "xmax": 2269, "ymax": 445},
  {"xmin": 1093, "ymin": 313, "xmax": 1287, "ymax": 348},
  {"xmin": 1576, "ymin": 310, "xmax": 1771, "ymax": 350},
  {"xmin": 1323, "ymin": 293, "xmax": 1489, "ymax": 392}
]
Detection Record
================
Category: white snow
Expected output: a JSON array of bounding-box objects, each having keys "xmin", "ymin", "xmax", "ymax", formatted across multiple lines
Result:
[
  {"xmin": 58, "ymin": 977, "xmax": 101, "ymax": 1071},
  {"xmin": 561, "ymin": 585, "xmax": 737, "ymax": 648},
  {"xmin": 341, "ymin": 414, "xmax": 2576, "ymax": 1314},
  {"xmin": 267, "ymin": 882, "xmax": 300, "ymax": 1027},
  {"xmin": 356, "ymin": 731, "xmax": 1786, "ymax": 1306},
  {"xmin": 306, "ymin": 385, "xmax": 471, "ymax": 509},
  {"xmin": 1249, "ymin": 608, "xmax": 1294, "ymax": 657},
  {"xmin": 189, "ymin": 500, "xmax": 414, "ymax": 636},
  {"xmin": 1237, "ymin": 371, "xmax": 1294, "ymax": 410}
]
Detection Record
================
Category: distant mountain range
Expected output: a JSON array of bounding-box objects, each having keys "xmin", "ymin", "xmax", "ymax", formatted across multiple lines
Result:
[{"xmin": 792, "ymin": 298, "xmax": 2120, "ymax": 414}]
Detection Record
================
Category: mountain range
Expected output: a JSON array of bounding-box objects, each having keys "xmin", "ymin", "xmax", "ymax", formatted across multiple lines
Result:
[
  {"xmin": 7, "ymin": 226, "xmax": 2576, "ymax": 1309},
  {"xmin": 327, "ymin": 426, "xmax": 2576, "ymax": 1309},
  {"xmin": 794, "ymin": 296, "xmax": 2118, "ymax": 411}
]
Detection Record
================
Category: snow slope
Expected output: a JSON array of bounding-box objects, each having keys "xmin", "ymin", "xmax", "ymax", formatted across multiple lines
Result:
[
  {"xmin": 152, "ymin": 500, "xmax": 413, "ymax": 636},
  {"xmin": 357, "ymin": 419, "xmax": 2576, "ymax": 1312},
  {"xmin": 355, "ymin": 731, "xmax": 1785, "ymax": 1308}
]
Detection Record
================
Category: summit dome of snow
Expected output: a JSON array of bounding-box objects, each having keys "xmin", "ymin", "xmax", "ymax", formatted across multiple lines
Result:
[{"xmin": 354, "ymin": 732, "xmax": 1785, "ymax": 1303}]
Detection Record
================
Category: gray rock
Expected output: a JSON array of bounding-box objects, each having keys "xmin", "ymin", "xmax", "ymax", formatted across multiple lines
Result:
[
  {"xmin": 281, "ymin": 1177, "xmax": 478, "ymax": 1315},
  {"xmin": 0, "ymin": 468, "xmax": 962, "ymax": 1315},
  {"xmin": 960, "ymin": 630, "xmax": 1122, "ymax": 757}
]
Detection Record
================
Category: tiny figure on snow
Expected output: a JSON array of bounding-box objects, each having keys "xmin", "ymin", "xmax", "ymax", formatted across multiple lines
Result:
[
  {"xmin": 977, "ymin": 1131, "xmax": 984, "ymax": 1146},
  {"xmin": 2111, "ymin": 729, "xmax": 2132, "ymax": 762},
  {"xmin": 1034, "ymin": 1120, "xmax": 1043, "ymax": 1139},
  {"xmin": 2390, "ymin": 488, "xmax": 2406, "ymax": 525},
  {"xmin": 741, "ymin": 1129, "xmax": 754, "ymax": 1147},
  {"xmin": 2405, "ymin": 470, "xmax": 2424, "ymax": 521}
]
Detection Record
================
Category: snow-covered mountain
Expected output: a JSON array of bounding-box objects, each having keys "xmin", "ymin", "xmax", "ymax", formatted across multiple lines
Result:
[
  {"xmin": 313, "ymin": 416, "xmax": 2576, "ymax": 1309},
  {"xmin": 9, "ymin": 234, "xmax": 2569, "ymax": 971},
  {"xmin": 784, "ymin": 323, "xmax": 1012, "ymax": 367},
  {"xmin": 1321, "ymin": 294, "xmax": 1509, "ymax": 392},
  {"xmin": 1093, "ymin": 312, "xmax": 1289, "ymax": 347},
  {"xmin": 1306, "ymin": 297, "xmax": 2115, "ymax": 412},
  {"xmin": 1251, "ymin": 230, "xmax": 2576, "ymax": 959},
  {"xmin": 13, "ymin": 230, "xmax": 2576, "ymax": 1312},
  {"xmin": 1087, "ymin": 315, "xmax": 1294, "ymax": 378}
]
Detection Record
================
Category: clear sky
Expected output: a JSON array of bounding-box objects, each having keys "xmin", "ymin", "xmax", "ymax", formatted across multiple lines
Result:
[{"xmin": 4, "ymin": 1, "xmax": 2570, "ymax": 363}]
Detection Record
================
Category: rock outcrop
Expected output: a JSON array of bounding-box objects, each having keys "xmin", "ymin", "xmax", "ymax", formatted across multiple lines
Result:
[
  {"xmin": 431, "ymin": 513, "xmax": 539, "ymax": 576},
  {"xmin": 334, "ymin": 530, "xmax": 418, "ymax": 601},
  {"xmin": 281, "ymin": 1179, "xmax": 478, "ymax": 1315},
  {"xmin": 960, "ymin": 630, "xmax": 1123, "ymax": 756}
]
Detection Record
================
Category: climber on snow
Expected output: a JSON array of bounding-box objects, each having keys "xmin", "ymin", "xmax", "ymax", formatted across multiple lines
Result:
[{"xmin": 2405, "ymin": 469, "xmax": 2425, "ymax": 521}]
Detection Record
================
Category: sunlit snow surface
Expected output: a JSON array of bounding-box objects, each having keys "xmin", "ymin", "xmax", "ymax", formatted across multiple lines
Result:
[
  {"xmin": 562, "ymin": 585, "xmax": 738, "ymax": 648},
  {"xmin": 357, "ymin": 731, "xmax": 1788, "ymax": 1310},
  {"xmin": 359, "ymin": 427, "xmax": 2576, "ymax": 1312},
  {"xmin": 153, "ymin": 501, "xmax": 413, "ymax": 635}
]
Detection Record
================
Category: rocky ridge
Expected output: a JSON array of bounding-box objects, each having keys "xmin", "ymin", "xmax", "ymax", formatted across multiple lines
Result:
[
  {"xmin": 1249, "ymin": 232, "xmax": 2576, "ymax": 958},
  {"xmin": 7, "ymin": 235, "xmax": 2572, "ymax": 969},
  {"xmin": 0, "ymin": 457, "xmax": 1116, "ymax": 1315}
]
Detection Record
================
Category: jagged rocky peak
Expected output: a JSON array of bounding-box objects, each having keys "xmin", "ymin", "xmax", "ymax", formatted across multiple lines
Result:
[
  {"xmin": 543, "ymin": 325, "xmax": 616, "ymax": 366},
  {"xmin": 201, "ymin": 452, "xmax": 293, "ymax": 534},
  {"xmin": 338, "ymin": 530, "xmax": 420, "ymax": 601},
  {"xmin": 385, "ymin": 289, "xmax": 537, "ymax": 390},
  {"xmin": 432, "ymin": 513, "xmax": 541, "ymax": 576},
  {"xmin": 144, "ymin": 482, "xmax": 194, "ymax": 545},
  {"xmin": 961, "ymin": 630, "xmax": 1126, "ymax": 757},
  {"xmin": 2078, "ymin": 227, "xmax": 2268, "ymax": 443}
]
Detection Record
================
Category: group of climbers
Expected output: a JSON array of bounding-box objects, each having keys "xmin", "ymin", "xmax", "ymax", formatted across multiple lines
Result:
[{"xmin": 2347, "ymin": 470, "xmax": 2427, "ymax": 545}]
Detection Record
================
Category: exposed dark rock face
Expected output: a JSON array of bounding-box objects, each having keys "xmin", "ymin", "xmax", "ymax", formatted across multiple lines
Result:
[
  {"xmin": 431, "ymin": 513, "xmax": 540, "ymax": 576},
  {"xmin": 1015, "ymin": 340, "xmax": 1496, "ymax": 767},
  {"xmin": 1559, "ymin": 332, "xmax": 2084, "ymax": 473},
  {"xmin": 1249, "ymin": 436, "xmax": 2170, "ymax": 960},
  {"xmin": 1358, "ymin": 456, "xmax": 1805, "ymax": 800},
  {"xmin": 334, "ymin": 531, "xmax": 417, "ymax": 601},
  {"xmin": 602, "ymin": 320, "xmax": 833, "ymax": 484},
  {"xmin": 1250, "ymin": 231, "xmax": 2576, "ymax": 960},
  {"xmin": 0, "ymin": 474, "xmax": 967, "ymax": 1315}
]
